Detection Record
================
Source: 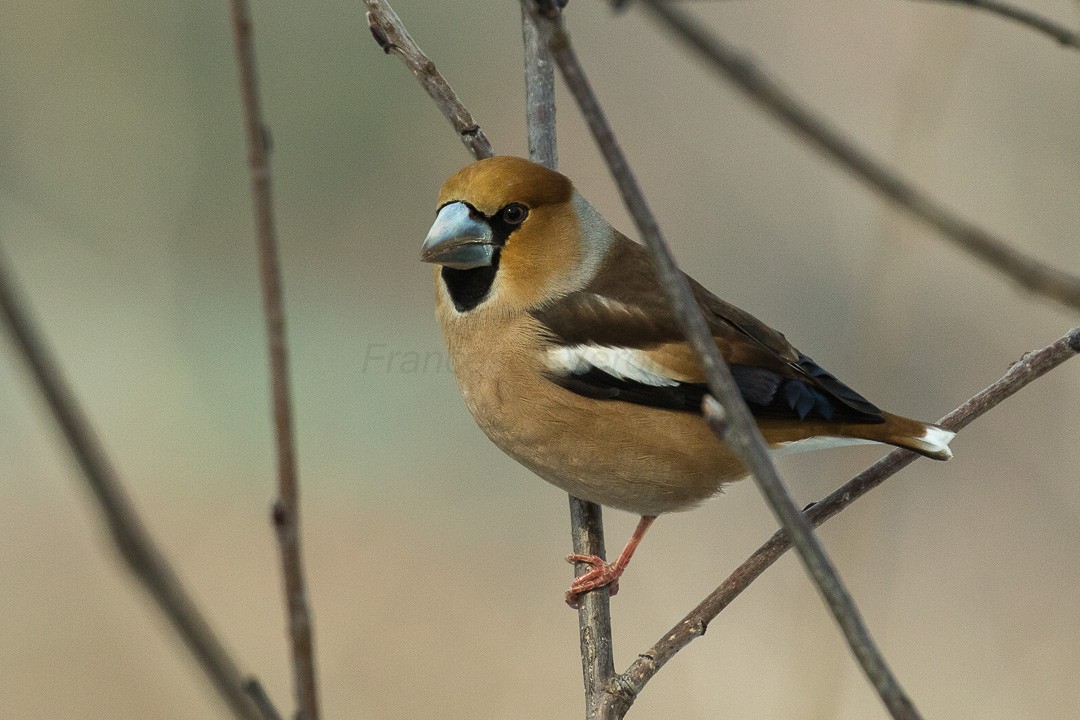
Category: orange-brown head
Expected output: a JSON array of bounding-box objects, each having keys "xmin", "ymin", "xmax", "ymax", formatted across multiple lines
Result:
[{"xmin": 422, "ymin": 156, "xmax": 611, "ymax": 313}]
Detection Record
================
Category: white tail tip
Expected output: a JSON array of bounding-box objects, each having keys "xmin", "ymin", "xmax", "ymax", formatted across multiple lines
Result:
[{"xmin": 915, "ymin": 425, "xmax": 955, "ymax": 460}]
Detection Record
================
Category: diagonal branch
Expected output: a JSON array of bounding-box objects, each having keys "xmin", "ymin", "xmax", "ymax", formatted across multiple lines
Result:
[
  {"xmin": 521, "ymin": 5, "xmax": 618, "ymax": 716},
  {"xmin": 637, "ymin": 0, "xmax": 1080, "ymax": 314},
  {"xmin": 603, "ymin": 325, "xmax": 1080, "ymax": 716},
  {"xmin": 913, "ymin": 0, "xmax": 1080, "ymax": 49},
  {"xmin": 639, "ymin": 0, "xmax": 1080, "ymax": 49},
  {"xmin": 525, "ymin": 5, "xmax": 924, "ymax": 719},
  {"xmin": 0, "ymin": 252, "xmax": 275, "ymax": 720},
  {"xmin": 365, "ymin": 1, "xmax": 494, "ymax": 160},
  {"xmin": 227, "ymin": 3, "xmax": 320, "ymax": 719}
]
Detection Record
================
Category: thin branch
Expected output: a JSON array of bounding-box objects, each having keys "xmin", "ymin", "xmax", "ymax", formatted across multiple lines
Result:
[
  {"xmin": 635, "ymin": 0, "xmax": 1080, "ymax": 314},
  {"xmin": 522, "ymin": 5, "xmax": 560, "ymax": 170},
  {"xmin": 365, "ymin": 1, "xmax": 494, "ymax": 160},
  {"xmin": 914, "ymin": 0, "xmax": 1080, "ymax": 48},
  {"xmin": 568, "ymin": 498, "xmax": 617, "ymax": 716},
  {"xmin": 521, "ymin": 5, "xmax": 617, "ymax": 716},
  {"xmin": 227, "ymin": 3, "xmax": 320, "ymax": 720},
  {"xmin": 635, "ymin": 0, "xmax": 1080, "ymax": 50},
  {"xmin": 526, "ymin": 5, "xmax": 923, "ymax": 719},
  {"xmin": 603, "ymin": 325, "xmax": 1080, "ymax": 716},
  {"xmin": 0, "ymin": 253, "xmax": 274, "ymax": 720}
]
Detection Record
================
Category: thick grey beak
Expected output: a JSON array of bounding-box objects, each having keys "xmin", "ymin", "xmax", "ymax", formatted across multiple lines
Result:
[{"xmin": 420, "ymin": 202, "xmax": 495, "ymax": 269}]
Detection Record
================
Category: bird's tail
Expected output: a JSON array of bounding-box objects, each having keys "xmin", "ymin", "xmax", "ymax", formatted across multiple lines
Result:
[
  {"xmin": 871, "ymin": 412, "xmax": 955, "ymax": 461},
  {"xmin": 761, "ymin": 412, "xmax": 955, "ymax": 460}
]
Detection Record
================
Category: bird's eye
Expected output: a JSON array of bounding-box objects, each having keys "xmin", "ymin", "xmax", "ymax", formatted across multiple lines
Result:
[{"xmin": 502, "ymin": 203, "xmax": 528, "ymax": 225}]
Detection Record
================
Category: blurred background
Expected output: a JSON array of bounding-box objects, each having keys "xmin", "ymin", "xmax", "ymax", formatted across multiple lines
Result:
[{"xmin": 1, "ymin": 0, "xmax": 1078, "ymax": 718}]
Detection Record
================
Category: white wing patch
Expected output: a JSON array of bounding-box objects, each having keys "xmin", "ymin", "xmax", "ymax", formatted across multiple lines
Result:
[
  {"xmin": 547, "ymin": 344, "xmax": 679, "ymax": 387},
  {"xmin": 580, "ymin": 293, "xmax": 643, "ymax": 318}
]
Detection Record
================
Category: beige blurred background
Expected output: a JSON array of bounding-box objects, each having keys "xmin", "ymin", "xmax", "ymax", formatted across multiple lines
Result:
[{"xmin": 1, "ymin": 0, "xmax": 1078, "ymax": 718}]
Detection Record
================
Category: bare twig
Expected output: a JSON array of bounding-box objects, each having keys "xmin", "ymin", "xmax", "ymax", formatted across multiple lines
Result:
[
  {"xmin": 228, "ymin": 3, "xmax": 320, "ymax": 719},
  {"xmin": 635, "ymin": 0, "xmax": 1080, "ymax": 314},
  {"xmin": 602, "ymin": 325, "xmax": 1080, "ymax": 715},
  {"xmin": 521, "ymin": 5, "xmax": 617, "ymax": 716},
  {"xmin": 526, "ymin": 5, "xmax": 924, "ymax": 719},
  {"xmin": 913, "ymin": 0, "xmax": 1080, "ymax": 48},
  {"xmin": 634, "ymin": 0, "xmax": 1080, "ymax": 50},
  {"xmin": 522, "ymin": 6, "xmax": 559, "ymax": 170},
  {"xmin": 568, "ymin": 498, "xmax": 617, "ymax": 716},
  {"xmin": 365, "ymin": 1, "xmax": 494, "ymax": 160},
  {"xmin": 0, "ymin": 254, "xmax": 274, "ymax": 720}
]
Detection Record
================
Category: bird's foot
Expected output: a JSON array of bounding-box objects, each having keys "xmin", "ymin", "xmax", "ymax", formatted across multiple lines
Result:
[{"xmin": 565, "ymin": 554, "xmax": 623, "ymax": 608}]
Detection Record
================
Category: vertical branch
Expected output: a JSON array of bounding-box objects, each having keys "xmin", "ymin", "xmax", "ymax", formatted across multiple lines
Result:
[
  {"xmin": 524, "ymin": 5, "xmax": 923, "ymax": 719},
  {"xmin": 567, "ymin": 498, "xmax": 617, "ymax": 715},
  {"xmin": 522, "ymin": 5, "xmax": 615, "ymax": 717},
  {"xmin": 227, "ymin": 3, "xmax": 320, "ymax": 720},
  {"xmin": 522, "ymin": 7, "xmax": 559, "ymax": 169},
  {"xmin": 0, "ymin": 253, "xmax": 272, "ymax": 720}
]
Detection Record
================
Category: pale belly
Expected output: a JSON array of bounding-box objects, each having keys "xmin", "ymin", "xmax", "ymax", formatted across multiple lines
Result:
[{"xmin": 457, "ymin": 368, "xmax": 747, "ymax": 516}]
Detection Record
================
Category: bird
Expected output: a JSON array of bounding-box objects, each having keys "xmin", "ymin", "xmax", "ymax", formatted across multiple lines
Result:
[{"xmin": 420, "ymin": 155, "xmax": 954, "ymax": 607}]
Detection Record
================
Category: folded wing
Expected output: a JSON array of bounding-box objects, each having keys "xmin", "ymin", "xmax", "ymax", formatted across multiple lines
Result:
[{"xmin": 532, "ymin": 234, "xmax": 884, "ymax": 425}]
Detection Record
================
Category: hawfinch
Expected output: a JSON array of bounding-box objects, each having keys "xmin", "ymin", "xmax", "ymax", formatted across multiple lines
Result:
[{"xmin": 421, "ymin": 156, "xmax": 954, "ymax": 606}]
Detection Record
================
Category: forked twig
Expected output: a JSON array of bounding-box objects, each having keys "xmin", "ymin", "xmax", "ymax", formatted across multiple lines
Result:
[
  {"xmin": 638, "ymin": 0, "xmax": 1080, "ymax": 314},
  {"xmin": 228, "ymin": 2, "xmax": 320, "ymax": 719},
  {"xmin": 603, "ymin": 325, "xmax": 1080, "ymax": 716},
  {"xmin": 0, "ymin": 254, "xmax": 273, "ymax": 720}
]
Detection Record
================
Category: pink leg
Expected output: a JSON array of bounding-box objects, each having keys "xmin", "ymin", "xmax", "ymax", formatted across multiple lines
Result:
[{"xmin": 565, "ymin": 515, "xmax": 656, "ymax": 608}]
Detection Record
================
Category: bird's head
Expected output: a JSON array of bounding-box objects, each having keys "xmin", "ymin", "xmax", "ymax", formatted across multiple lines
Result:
[{"xmin": 422, "ymin": 156, "xmax": 610, "ymax": 313}]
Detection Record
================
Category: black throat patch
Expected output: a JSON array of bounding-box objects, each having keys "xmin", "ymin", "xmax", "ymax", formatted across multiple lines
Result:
[{"xmin": 441, "ymin": 249, "xmax": 501, "ymax": 312}]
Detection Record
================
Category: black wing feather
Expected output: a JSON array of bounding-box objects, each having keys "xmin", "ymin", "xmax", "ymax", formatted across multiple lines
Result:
[{"xmin": 550, "ymin": 362, "xmax": 884, "ymax": 424}]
